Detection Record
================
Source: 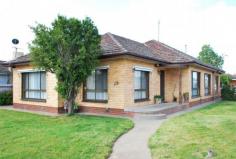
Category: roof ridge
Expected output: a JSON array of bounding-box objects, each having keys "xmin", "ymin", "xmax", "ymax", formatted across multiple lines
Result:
[{"xmin": 106, "ymin": 33, "xmax": 128, "ymax": 52}]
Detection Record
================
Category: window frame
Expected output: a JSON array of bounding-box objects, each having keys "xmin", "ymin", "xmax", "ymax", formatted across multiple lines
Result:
[
  {"xmin": 21, "ymin": 71, "xmax": 46, "ymax": 102},
  {"xmin": 134, "ymin": 70, "xmax": 149, "ymax": 102},
  {"xmin": 83, "ymin": 69, "xmax": 108, "ymax": 103},
  {"xmin": 191, "ymin": 71, "xmax": 200, "ymax": 98},
  {"xmin": 204, "ymin": 73, "xmax": 211, "ymax": 96}
]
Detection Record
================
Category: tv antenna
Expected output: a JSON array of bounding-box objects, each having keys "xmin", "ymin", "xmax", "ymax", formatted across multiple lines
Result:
[
  {"xmin": 12, "ymin": 38, "xmax": 19, "ymax": 52},
  {"xmin": 158, "ymin": 20, "xmax": 160, "ymax": 41}
]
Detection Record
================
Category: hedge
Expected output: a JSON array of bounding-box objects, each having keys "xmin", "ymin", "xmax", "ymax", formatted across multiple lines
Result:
[
  {"xmin": 221, "ymin": 85, "xmax": 236, "ymax": 101},
  {"xmin": 0, "ymin": 91, "xmax": 13, "ymax": 105}
]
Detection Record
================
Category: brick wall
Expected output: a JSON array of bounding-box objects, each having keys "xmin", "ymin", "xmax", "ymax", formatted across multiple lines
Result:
[
  {"xmin": 230, "ymin": 80, "xmax": 236, "ymax": 87},
  {"xmin": 12, "ymin": 65, "xmax": 60, "ymax": 108},
  {"xmin": 77, "ymin": 56, "xmax": 160, "ymax": 108}
]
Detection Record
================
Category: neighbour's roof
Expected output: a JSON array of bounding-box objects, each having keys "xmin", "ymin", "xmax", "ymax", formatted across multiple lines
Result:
[
  {"xmin": 7, "ymin": 32, "xmax": 224, "ymax": 73},
  {"xmin": 230, "ymin": 74, "xmax": 236, "ymax": 80},
  {"xmin": 0, "ymin": 60, "xmax": 9, "ymax": 73}
]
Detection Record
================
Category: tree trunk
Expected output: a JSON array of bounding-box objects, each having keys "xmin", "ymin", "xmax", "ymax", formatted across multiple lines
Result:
[{"xmin": 67, "ymin": 88, "xmax": 76, "ymax": 115}]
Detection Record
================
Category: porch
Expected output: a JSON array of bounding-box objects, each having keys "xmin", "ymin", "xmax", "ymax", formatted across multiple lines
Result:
[{"xmin": 125, "ymin": 102, "xmax": 189, "ymax": 119}]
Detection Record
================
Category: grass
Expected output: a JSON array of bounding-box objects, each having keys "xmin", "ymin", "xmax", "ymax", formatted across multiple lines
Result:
[
  {"xmin": 0, "ymin": 110, "xmax": 133, "ymax": 159},
  {"xmin": 149, "ymin": 101, "xmax": 236, "ymax": 159}
]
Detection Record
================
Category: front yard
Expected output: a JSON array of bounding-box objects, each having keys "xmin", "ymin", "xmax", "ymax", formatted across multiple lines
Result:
[
  {"xmin": 149, "ymin": 101, "xmax": 236, "ymax": 159},
  {"xmin": 0, "ymin": 110, "xmax": 133, "ymax": 159}
]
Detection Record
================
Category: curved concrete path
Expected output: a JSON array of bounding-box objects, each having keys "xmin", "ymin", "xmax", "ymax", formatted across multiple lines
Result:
[
  {"xmin": 109, "ymin": 118, "xmax": 164, "ymax": 159},
  {"xmin": 109, "ymin": 101, "xmax": 218, "ymax": 159}
]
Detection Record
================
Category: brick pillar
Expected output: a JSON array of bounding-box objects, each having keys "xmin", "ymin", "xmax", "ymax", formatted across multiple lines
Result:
[{"xmin": 178, "ymin": 67, "xmax": 183, "ymax": 104}]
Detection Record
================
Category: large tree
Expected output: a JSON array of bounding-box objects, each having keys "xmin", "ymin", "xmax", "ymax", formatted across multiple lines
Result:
[
  {"xmin": 29, "ymin": 15, "xmax": 101, "ymax": 114},
  {"xmin": 198, "ymin": 44, "xmax": 224, "ymax": 69}
]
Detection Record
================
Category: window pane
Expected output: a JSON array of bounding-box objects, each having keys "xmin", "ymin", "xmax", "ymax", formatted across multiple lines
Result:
[
  {"xmin": 86, "ymin": 91, "xmax": 95, "ymax": 100},
  {"xmin": 141, "ymin": 72, "xmax": 147, "ymax": 89},
  {"xmin": 141, "ymin": 91, "xmax": 146, "ymax": 98},
  {"xmin": 192, "ymin": 72, "xmax": 197, "ymax": 81},
  {"xmin": 41, "ymin": 91, "xmax": 46, "ymax": 99},
  {"xmin": 0, "ymin": 74, "xmax": 10, "ymax": 85},
  {"xmin": 192, "ymin": 89, "xmax": 198, "ymax": 96},
  {"xmin": 96, "ymin": 70, "xmax": 107, "ymax": 90},
  {"xmin": 96, "ymin": 91, "xmax": 107, "ymax": 100},
  {"xmin": 134, "ymin": 91, "xmax": 141, "ymax": 100},
  {"xmin": 41, "ymin": 72, "xmax": 46, "ymax": 90},
  {"xmin": 134, "ymin": 71, "xmax": 141, "ymax": 89},
  {"xmin": 29, "ymin": 72, "xmax": 40, "ymax": 90},
  {"xmin": 86, "ymin": 72, "xmax": 95, "ymax": 89},
  {"xmin": 28, "ymin": 91, "xmax": 41, "ymax": 99},
  {"xmin": 193, "ymin": 81, "xmax": 198, "ymax": 88}
]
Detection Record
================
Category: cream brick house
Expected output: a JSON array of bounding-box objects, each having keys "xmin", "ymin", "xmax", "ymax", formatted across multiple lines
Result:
[{"xmin": 7, "ymin": 33, "xmax": 224, "ymax": 114}]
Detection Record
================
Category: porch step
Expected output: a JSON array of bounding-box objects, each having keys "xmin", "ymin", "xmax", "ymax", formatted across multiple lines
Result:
[{"xmin": 134, "ymin": 113, "xmax": 167, "ymax": 120}]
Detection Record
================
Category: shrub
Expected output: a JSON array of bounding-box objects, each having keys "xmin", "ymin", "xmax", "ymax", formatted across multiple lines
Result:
[
  {"xmin": 221, "ymin": 85, "xmax": 236, "ymax": 101},
  {"xmin": 0, "ymin": 91, "xmax": 13, "ymax": 105}
]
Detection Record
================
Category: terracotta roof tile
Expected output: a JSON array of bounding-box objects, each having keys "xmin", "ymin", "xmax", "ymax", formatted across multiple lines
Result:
[{"xmin": 7, "ymin": 32, "xmax": 224, "ymax": 73}]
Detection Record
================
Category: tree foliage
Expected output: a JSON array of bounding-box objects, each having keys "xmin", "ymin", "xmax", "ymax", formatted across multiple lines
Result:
[
  {"xmin": 220, "ymin": 74, "xmax": 232, "ymax": 87},
  {"xmin": 198, "ymin": 45, "xmax": 224, "ymax": 69},
  {"xmin": 29, "ymin": 15, "xmax": 101, "ymax": 114}
]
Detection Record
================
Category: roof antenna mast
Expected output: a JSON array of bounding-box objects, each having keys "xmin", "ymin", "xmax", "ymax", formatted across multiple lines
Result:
[{"xmin": 158, "ymin": 20, "xmax": 160, "ymax": 41}]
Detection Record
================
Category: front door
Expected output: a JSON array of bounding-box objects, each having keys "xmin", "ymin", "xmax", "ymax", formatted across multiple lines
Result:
[{"xmin": 160, "ymin": 70, "xmax": 165, "ymax": 101}]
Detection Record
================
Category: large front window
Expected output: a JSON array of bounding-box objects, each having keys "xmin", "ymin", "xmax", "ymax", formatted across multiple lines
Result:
[
  {"xmin": 192, "ymin": 71, "xmax": 200, "ymax": 98},
  {"xmin": 84, "ymin": 69, "xmax": 108, "ymax": 102},
  {"xmin": 22, "ymin": 72, "xmax": 46, "ymax": 100},
  {"xmin": 134, "ymin": 70, "xmax": 149, "ymax": 101},
  {"xmin": 204, "ymin": 74, "xmax": 211, "ymax": 96}
]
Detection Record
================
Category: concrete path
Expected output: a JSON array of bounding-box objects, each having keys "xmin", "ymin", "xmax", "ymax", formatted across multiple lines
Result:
[{"xmin": 109, "ymin": 100, "xmax": 219, "ymax": 159}]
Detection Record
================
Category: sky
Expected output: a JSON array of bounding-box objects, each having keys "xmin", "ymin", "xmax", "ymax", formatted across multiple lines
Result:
[{"xmin": 0, "ymin": 0, "xmax": 236, "ymax": 73}]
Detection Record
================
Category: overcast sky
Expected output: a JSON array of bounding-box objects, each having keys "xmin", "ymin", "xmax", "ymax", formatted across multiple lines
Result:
[{"xmin": 0, "ymin": 0, "xmax": 235, "ymax": 73}]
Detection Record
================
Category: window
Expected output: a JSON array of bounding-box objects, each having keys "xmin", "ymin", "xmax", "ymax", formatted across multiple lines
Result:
[
  {"xmin": 84, "ymin": 69, "xmax": 108, "ymax": 102},
  {"xmin": 22, "ymin": 72, "xmax": 46, "ymax": 100},
  {"xmin": 204, "ymin": 74, "xmax": 211, "ymax": 96},
  {"xmin": 134, "ymin": 70, "xmax": 149, "ymax": 101},
  {"xmin": 0, "ymin": 73, "xmax": 11, "ymax": 85},
  {"xmin": 214, "ymin": 76, "xmax": 219, "ymax": 95},
  {"xmin": 192, "ymin": 71, "xmax": 200, "ymax": 98}
]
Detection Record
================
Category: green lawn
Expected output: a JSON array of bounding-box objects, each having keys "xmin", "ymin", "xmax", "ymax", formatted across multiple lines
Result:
[
  {"xmin": 149, "ymin": 101, "xmax": 236, "ymax": 159},
  {"xmin": 0, "ymin": 110, "xmax": 133, "ymax": 159}
]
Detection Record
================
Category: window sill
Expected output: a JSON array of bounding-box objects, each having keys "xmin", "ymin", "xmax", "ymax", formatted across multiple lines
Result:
[
  {"xmin": 82, "ymin": 99, "xmax": 108, "ymax": 103},
  {"xmin": 134, "ymin": 98, "xmax": 150, "ymax": 103},
  {"xmin": 21, "ymin": 98, "xmax": 47, "ymax": 103},
  {"xmin": 191, "ymin": 96, "xmax": 200, "ymax": 99}
]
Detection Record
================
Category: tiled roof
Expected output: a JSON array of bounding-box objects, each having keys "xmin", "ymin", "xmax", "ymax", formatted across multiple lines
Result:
[
  {"xmin": 145, "ymin": 40, "xmax": 224, "ymax": 72},
  {"xmin": 101, "ymin": 33, "xmax": 168, "ymax": 62},
  {"xmin": 7, "ymin": 32, "xmax": 224, "ymax": 73}
]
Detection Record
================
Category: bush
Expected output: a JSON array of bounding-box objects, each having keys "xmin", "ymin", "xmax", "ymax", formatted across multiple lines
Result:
[
  {"xmin": 0, "ymin": 91, "xmax": 13, "ymax": 105},
  {"xmin": 221, "ymin": 85, "xmax": 236, "ymax": 101}
]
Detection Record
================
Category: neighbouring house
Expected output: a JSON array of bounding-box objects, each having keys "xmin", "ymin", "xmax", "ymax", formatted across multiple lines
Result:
[
  {"xmin": 229, "ymin": 74, "xmax": 236, "ymax": 88},
  {"xmin": 6, "ymin": 33, "xmax": 224, "ymax": 114},
  {"xmin": 0, "ymin": 60, "xmax": 12, "ymax": 92}
]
